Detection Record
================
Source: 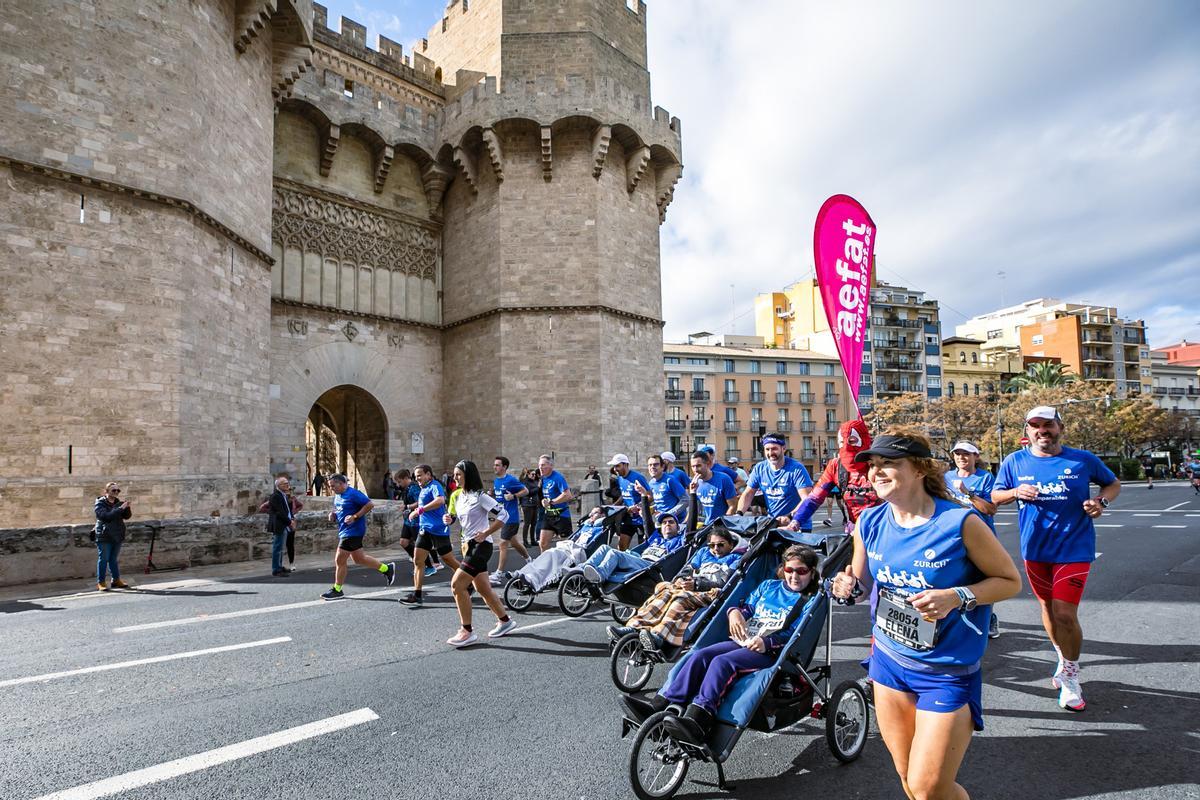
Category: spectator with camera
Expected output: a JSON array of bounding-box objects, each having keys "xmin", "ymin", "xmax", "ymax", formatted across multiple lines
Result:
[{"xmin": 93, "ymin": 481, "xmax": 132, "ymax": 591}]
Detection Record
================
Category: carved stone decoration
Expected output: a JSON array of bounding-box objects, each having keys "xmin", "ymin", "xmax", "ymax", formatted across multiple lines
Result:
[
  {"xmin": 540, "ymin": 126, "xmax": 553, "ymax": 182},
  {"xmin": 374, "ymin": 145, "xmax": 394, "ymax": 193},
  {"xmin": 420, "ymin": 162, "xmax": 452, "ymax": 217},
  {"xmin": 626, "ymin": 145, "xmax": 651, "ymax": 193},
  {"xmin": 591, "ymin": 125, "xmax": 611, "ymax": 179},
  {"xmin": 481, "ymin": 128, "xmax": 504, "ymax": 183},
  {"xmin": 655, "ymin": 162, "xmax": 683, "ymax": 223},
  {"xmin": 287, "ymin": 319, "xmax": 309, "ymax": 335},
  {"xmin": 271, "ymin": 186, "xmax": 439, "ymax": 277},
  {"xmin": 234, "ymin": 0, "xmax": 276, "ymax": 54},
  {"xmin": 320, "ymin": 124, "xmax": 340, "ymax": 177},
  {"xmin": 452, "ymin": 145, "xmax": 478, "ymax": 194},
  {"xmin": 387, "ymin": 334, "xmax": 403, "ymax": 348},
  {"xmin": 341, "ymin": 320, "xmax": 359, "ymax": 342}
]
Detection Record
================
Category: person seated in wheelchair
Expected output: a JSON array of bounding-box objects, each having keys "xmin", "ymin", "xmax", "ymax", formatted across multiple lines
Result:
[
  {"xmin": 504, "ymin": 505, "xmax": 618, "ymax": 590},
  {"xmin": 579, "ymin": 512, "xmax": 688, "ymax": 586},
  {"xmin": 621, "ymin": 544, "xmax": 819, "ymax": 745},
  {"xmin": 606, "ymin": 527, "xmax": 744, "ymax": 651}
]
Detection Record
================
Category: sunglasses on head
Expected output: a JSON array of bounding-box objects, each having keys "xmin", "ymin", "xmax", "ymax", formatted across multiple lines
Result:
[{"xmin": 783, "ymin": 565, "xmax": 811, "ymax": 576}]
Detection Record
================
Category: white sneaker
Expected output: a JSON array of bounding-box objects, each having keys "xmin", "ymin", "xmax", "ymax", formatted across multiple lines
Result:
[
  {"xmin": 581, "ymin": 564, "xmax": 602, "ymax": 584},
  {"xmin": 1051, "ymin": 655, "xmax": 1064, "ymax": 688},
  {"xmin": 447, "ymin": 630, "xmax": 479, "ymax": 648},
  {"xmin": 433, "ymin": 562, "xmax": 446, "ymax": 572},
  {"xmin": 488, "ymin": 619, "xmax": 517, "ymax": 638},
  {"xmin": 1058, "ymin": 674, "xmax": 1086, "ymax": 712}
]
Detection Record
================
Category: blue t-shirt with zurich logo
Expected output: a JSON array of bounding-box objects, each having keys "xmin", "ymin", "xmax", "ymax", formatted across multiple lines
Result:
[
  {"xmin": 995, "ymin": 446, "xmax": 1116, "ymax": 564},
  {"xmin": 747, "ymin": 457, "xmax": 813, "ymax": 517},
  {"xmin": 493, "ymin": 474, "xmax": 525, "ymax": 523},
  {"xmin": 332, "ymin": 486, "xmax": 371, "ymax": 539}
]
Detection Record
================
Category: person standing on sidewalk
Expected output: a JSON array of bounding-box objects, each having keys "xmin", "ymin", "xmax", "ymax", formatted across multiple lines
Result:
[
  {"xmin": 992, "ymin": 406, "xmax": 1121, "ymax": 712},
  {"xmin": 320, "ymin": 473, "xmax": 396, "ymax": 600},
  {"xmin": 93, "ymin": 482, "xmax": 132, "ymax": 591},
  {"xmin": 266, "ymin": 476, "xmax": 294, "ymax": 578}
]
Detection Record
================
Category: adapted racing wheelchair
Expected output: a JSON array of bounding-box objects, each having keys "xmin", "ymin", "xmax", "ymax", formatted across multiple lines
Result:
[{"xmin": 620, "ymin": 526, "xmax": 869, "ymax": 799}]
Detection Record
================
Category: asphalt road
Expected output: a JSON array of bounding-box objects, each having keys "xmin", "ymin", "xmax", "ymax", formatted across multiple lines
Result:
[{"xmin": 2, "ymin": 483, "xmax": 1198, "ymax": 800}]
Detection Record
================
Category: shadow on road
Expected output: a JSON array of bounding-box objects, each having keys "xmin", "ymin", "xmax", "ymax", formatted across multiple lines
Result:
[{"xmin": 0, "ymin": 600, "xmax": 65, "ymax": 614}]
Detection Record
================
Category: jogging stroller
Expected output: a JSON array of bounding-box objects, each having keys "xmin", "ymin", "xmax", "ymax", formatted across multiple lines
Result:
[
  {"xmin": 620, "ymin": 527, "xmax": 866, "ymax": 799},
  {"xmin": 501, "ymin": 506, "xmax": 627, "ymax": 612},
  {"xmin": 608, "ymin": 514, "xmax": 779, "ymax": 694},
  {"xmin": 557, "ymin": 514, "xmax": 760, "ymax": 623}
]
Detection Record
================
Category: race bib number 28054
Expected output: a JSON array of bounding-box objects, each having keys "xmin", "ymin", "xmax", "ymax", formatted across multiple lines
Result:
[{"xmin": 875, "ymin": 588, "xmax": 937, "ymax": 651}]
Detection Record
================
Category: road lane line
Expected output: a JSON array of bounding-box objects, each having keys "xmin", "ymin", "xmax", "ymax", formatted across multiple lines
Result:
[
  {"xmin": 994, "ymin": 522, "xmax": 1013, "ymax": 526},
  {"xmin": 1133, "ymin": 513, "xmax": 1161, "ymax": 517},
  {"xmin": 1165, "ymin": 502, "xmax": 1190, "ymax": 511},
  {"xmin": 518, "ymin": 610, "xmax": 604, "ymax": 633},
  {"xmin": 0, "ymin": 637, "xmax": 291, "ymax": 689},
  {"xmin": 113, "ymin": 589, "xmax": 404, "ymax": 633},
  {"xmin": 1153, "ymin": 525, "xmax": 1187, "ymax": 529},
  {"xmin": 1094, "ymin": 524, "xmax": 1122, "ymax": 528},
  {"xmin": 24, "ymin": 579, "xmax": 217, "ymax": 605},
  {"xmin": 30, "ymin": 708, "xmax": 379, "ymax": 800}
]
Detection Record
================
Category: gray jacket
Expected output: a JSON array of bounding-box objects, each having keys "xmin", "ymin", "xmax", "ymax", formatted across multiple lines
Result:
[{"xmin": 94, "ymin": 496, "xmax": 131, "ymax": 543}]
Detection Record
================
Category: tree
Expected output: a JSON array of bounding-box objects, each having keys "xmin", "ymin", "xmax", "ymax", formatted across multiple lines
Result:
[
  {"xmin": 1005, "ymin": 362, "xmax": 1078, "ymax": 391},
  {"xmin": 995, "ymin": 382, "xmax": 1119, "ymax": 456},
  {"xmin": 1111, "ymin": 397, "xmax": 1168, "ymax": 458},
  {"xmin": 931, "ymin": 394, "xmax": 996, "ymax": 458},
  {"xmin": 865, "ymin": 393, "xmax": 929, "ymax": 434}
]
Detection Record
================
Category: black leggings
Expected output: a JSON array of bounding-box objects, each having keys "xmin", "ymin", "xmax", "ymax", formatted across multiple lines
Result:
[
  {"xmin": 521, "ymin": 506, "xmax": 538, "ymax": 545},
  {"xmin": 286, "ymin": 529, "xmax": 295, "ymax": 564}
]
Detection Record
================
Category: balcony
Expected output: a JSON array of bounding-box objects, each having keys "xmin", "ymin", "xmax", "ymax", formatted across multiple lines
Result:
[
  {"xmin": 1169, "ymin": 388, "xmax": 1186, "ymax": 396},
  {"xmin": 777, "ymin": 421, "xmax": 793, "ymax": 432},
  {"xmin": 723, "ymin": 391, "xmax": 740, "ymax": 403},
  {"xmin": 802, "ymin": 449, "xmax": 817, "ymax": 461},
  {"xmin": 875, "ymin": 340, "xmax": 921, "ymax": 352},
  {"xmin": 666, "ymin": 419, "xmax": 685, "ymax": 431},
  {"xmin": 725, "ymin": 449, "xmax": 742, "ymax": 461},
  {"xmin": 690, "ymin": 390, "xmax": 710, "ymax": 401},
  {"xmin": 877, "ymin": 360, "xmax": 921, "ymax": 371},
  {"xmin": 723, "ymin": 420, "xmax": 741, "ymax": 432},
  {"xmin": 1081, "ymin": 333, "xmax": 1111, "ymax": 343},
  {"xmin": 691, "ymin": 419, "xmax": 711, "ymax": 431},
  {"xmin": 749, "ymin": 392, "xmax": 766, "ymax": 403},
  {"xmin": 873, "ymin": 317, "xmax": 922, "ymax": 329},
  {"xmin": 775, "ymin": 392, "xmax": 792, "ymax": 404},
  {"xmin": 825, "ymin": 422, "xmax": 840, "ymax": 432},
  {"xmin": 798, "ymin": 421, "xmax": 816, "ymax": 433},
  {"xmin": 796, "ymin": 392, "xmax": 815, "ymax": 403},
  {"xmin": 665, "ymin": 389, "xmax": 684, "ymax": 402},
  {"xmin": 823, "ymin": 394, "xmax": 839, "ymax": 405}
]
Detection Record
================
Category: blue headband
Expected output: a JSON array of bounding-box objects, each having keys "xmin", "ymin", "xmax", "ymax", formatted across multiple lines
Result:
[{"xmin": 761, "ymin": 435, "xmax": 786, "ymax": 447}]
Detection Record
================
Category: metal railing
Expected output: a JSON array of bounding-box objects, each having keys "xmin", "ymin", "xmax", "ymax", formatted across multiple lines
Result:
[
  {"xmin": 749, "ymin": 392, "xmax": 766, "ymax": 402},
  {"xmin": 798, "ymin": 421, "xmax": 816, "ymax": 432},
  {"xmin": 690, "ymin": 390, "xmax": 710, "ymax": 401},
  {"xmin": 665, "ymin": 389, "xmax": 684, "ymax": 401},
  {"xmin": 775, "ymin": 392, "xmax": 792, "ymax": 403},
  {"xmin": 691, "ymin": 419, "xmax": 711, "ymax": 431},
  {"xmin": 777, "ymin": 421, "xmax": 793, "ymax": 432},
  {"xmin": 723, "ymin": 420, "xmax": 740, "ymax": 432},
  {"xmin": 665, "ymin": 419, "xmax": 685, "ymax": 431},
  {"xmin": 723, "ymin": 391, "xmax": 740, "ymax": 402},
  {"xmin": 725, "ymin": 449, "xmax": 742, "ymax": 461},
  {"xmin": 796, "ymin": 393, "xmax": 815, "ymax": 403}
]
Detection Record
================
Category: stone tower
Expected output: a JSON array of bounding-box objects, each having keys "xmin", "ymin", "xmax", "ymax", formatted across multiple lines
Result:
[
  {"xmin": 0, "ymin": 0, "xmax": 315, "ymax": 526},
  {"xmin": 425, "ymin": 0, "xmax": 682, "ymax": 470}
]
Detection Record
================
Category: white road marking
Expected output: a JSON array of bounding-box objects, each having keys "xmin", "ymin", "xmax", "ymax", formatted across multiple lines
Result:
[
  {"xmin": 1165, "ymin": 502, "xmax": 1190, "ymax": 511},
  {"xmin": 113, "ymin": 589, "xmax": 405, "ymax": 633},
  {"xmin": 1133, "ymin": 513, "xmax": 1161, "ymax": 517},
  {"xmin": 1094, "ymin": 524, "xmax": 1122, "ymax": 528},
  {"xmin": 518, "ymin": 610, "xmax": 604, "ymax": 633},
  {"xmin": 23, "ymin": 578, "xmax": 217, "ymax": 605},
  {"xmin": 995, "ymin": 522, "xmax": 1014, "ymax": 526},
  {"xmin": 0, "ymin": 637, "xmax": 291, "ymax": 689},
  {"xmin": 1188, "ymin": 514, "xmax": 1200, "ymax": 518},
  {"xmin": 30, "ymin": 708, "xmax": 379, "ymax": 800},
  {"xmin": 1153, "ymin": 525, "xmax": 1187, "ymax": 529}
]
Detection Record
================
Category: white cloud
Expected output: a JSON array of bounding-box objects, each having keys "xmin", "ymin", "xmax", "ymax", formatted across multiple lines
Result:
[{"xmin": 646, "ymin": 1, "xmax": 1200, "ymax": 349}]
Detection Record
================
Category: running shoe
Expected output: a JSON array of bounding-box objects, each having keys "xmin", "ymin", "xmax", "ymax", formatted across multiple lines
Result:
[
  {"xmin": 988, "ymin": 612, "xmax": 1000, "ymax": 639},
  {"xmin": 581, "ymin": 564, "xmax": 602, "ymax": 584},
  {"xmin": 321, "ymin": 588, "xmax": 344, "ymax": 601},
  {"xmin": 433, "ymin": 562, "xmax": 446, "ymax": 573},
  {"xmin": 1058, "ymin": 675, "xmax": 1086, "ymax": 712},
  {"xmin": 399, "ymin": 592, "xmax": 422, "ymax": 606},
  {"xmin": 447, "ymin": 630, "xmax": 479, "ymax": 648},
  {"xmin": 1052, "ymin": 658, "xmax": 1064, "ymax": 689},
  {"xmin": 423, "ymin": 566, "xmax": 438, "ymax": 578},
  {"xmin": 383, "ymin": 562, "xmax": 397, "ymax": 586},
  {"xmin": 488, "ymin": 619, "xmax": 517, "ymax": 638}
]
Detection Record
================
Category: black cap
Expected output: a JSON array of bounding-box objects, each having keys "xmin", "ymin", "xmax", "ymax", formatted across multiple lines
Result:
[{"xmin": 853, "ymin": 434, "xmax": 933, "ymax": 463}]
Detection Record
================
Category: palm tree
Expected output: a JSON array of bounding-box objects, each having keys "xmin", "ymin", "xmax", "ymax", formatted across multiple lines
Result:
[{"xmin": 1005, "ymin": 361, "xmax": 1078, "ymax": 392}]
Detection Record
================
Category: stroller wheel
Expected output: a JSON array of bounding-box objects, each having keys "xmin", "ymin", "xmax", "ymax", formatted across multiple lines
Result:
[
  {"xmin": 826, "ymin": 680, "xmax": 870, "ymax": 763},
  {"xmin": 611, "ymin": 632, "xmax": 655, "ymax": 693},
  {"xmin": 611, "ymin": 603, "xmax": 635, "ymax": 623},
  {"xmin": 503, "ymin": 576, "xmax": 535, "ymax": 612},
  {"xmin": 557, "ymin": 572, "xmax": 594, "ymax": 617},
  {"xmin": 628, "ymin": 710, "xmax": 690, "ymax": 800}
]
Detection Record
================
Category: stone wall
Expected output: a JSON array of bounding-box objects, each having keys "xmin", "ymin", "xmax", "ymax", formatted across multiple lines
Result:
[{"xmin": 0, "ymin": 503, "xmax": 408, "ymax": 589}]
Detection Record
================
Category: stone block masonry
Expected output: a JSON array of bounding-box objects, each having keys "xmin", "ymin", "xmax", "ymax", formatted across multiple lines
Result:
[{"xmin": 0, "ymin": 504, "xmax": 410, "ymax": 588}]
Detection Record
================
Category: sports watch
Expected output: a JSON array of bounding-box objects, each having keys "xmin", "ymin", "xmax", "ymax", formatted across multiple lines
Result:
[
  {"xmin": 954, "ymin": 586, "xmax": 978, "ymax": 611},
  {"xmin": 1097, "ymin": 497, "xmax": 1110, "ymax": 508}
]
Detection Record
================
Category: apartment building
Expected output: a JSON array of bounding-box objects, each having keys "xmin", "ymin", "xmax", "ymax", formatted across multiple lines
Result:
[
  {"xmin": 754, "ymin": 278, "xmax": 943, "ymax": 410},
  {"xmin": 941, "ymin": 337, "xmax": 1024, "ymax": 397},
  {"xmin": 662, "ymin": 338, "xmax": 855, "ymax": 468},
  {"xmin": 1149, "ymin": 351, "xmax": 1200, "ymax": 418},
  {"xmin": 956, "ymin": 299, "xmax": 1152, "ymax": 398}
]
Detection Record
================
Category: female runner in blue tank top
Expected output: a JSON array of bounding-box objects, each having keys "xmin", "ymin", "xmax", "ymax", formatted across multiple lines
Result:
[{"xmin": 832, "ymin": 428, "xmax": 1021, "ymax": 800}]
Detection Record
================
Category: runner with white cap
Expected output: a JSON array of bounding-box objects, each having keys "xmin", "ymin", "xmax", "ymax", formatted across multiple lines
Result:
[
  {"xmin": 660, "ymin": 451, "xmax": 689, "ymax": 495},
  {"xmin": 945, "ymin": 440, "xmax": 1001, "ymax": 639},
  {"xmin": 992, "ymin": 405, "xmax": 1121, "ymax": 712},
  {"xmin": 608, "ymin": 453, "xmax": 651, "ymax": 550}
]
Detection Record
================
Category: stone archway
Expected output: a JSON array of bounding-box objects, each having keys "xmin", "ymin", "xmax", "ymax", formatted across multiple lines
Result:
[{"xmin": 306, "ymin": 385, "xmax": 388, "ymax": 497}]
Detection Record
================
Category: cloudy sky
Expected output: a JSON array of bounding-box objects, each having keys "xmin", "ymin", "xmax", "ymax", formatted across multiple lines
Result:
[{"xmin": 320, "ymin": 0, "xmax": 1200, "ymax": 348}]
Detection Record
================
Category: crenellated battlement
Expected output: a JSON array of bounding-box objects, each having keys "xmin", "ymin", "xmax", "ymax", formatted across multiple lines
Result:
[
  {"xmin": 438, "ymin": 72, "xmax": 680, "ymax": 159},
  {"xmin": 312, "ymin": 3, "xmax": 443, "ymax": 94}
]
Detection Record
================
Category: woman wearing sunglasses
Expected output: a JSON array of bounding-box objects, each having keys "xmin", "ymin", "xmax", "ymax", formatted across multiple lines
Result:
[
  {"xmin": 832, "ymin": 428, "xmax": 1021, "ymax": 800},
  {"xmin": 621, "ymin": 544, "xmax": 819, "ymax": 743}
]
